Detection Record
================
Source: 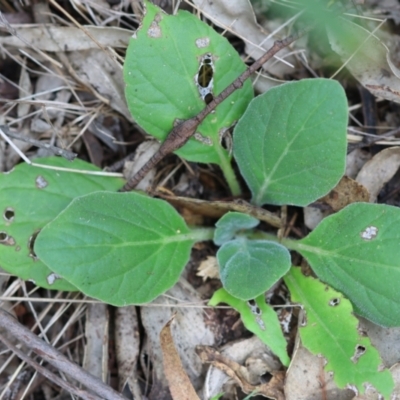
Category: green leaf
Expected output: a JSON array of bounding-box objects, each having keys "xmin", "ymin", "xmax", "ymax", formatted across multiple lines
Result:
[
  {"xmin": 209, "ymin": 288, "xmax": 290, "ymax": 366},
  {"xmin": 233, "ymin": 78, "xmax": 347, "ymax": 206},
  {"xmin": 34, "ymin": 191, "xmax": 210, "ymax": 305},
  {"xmin": 217, "ymin": 238, "xmax": 290, "ymax": 300},
  {"xmin": 214, "ymin": 212, "xmax": 259, "ymax": 246},
  {"xmin": 284, "ymin": 267, "xmax": 394, "ymax": 398},
  {"xmin": 123, "ymin": 0, "xmax": 253, "ymax": 166},
  {"xmin": 288, "ymin": 202, "xmax": 400, "ymax": 327},
  {"xmin": 0, "ymin": 157, "xmax": 124, "ymax": 290}
]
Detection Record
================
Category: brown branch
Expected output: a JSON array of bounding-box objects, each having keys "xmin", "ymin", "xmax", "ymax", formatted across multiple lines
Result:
[
  {"xmin": 120, "ymin": 27, "xmax": 310, "ymax": 192},
  {"xmin": 0, "ymin": 333, "xmax": 103, "ymax": 400},
  {"xmin": 0, "ymin": 309, "xmax": 128, "ymax": 400}
]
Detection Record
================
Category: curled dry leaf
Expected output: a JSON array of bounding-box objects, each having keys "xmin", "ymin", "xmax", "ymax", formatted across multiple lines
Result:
[
  {"xmin": 327, "ymin": 18, "xmax": 400, "ymax": 103},
  {"xmin": 356, "ymin": 147, "xmax": 400, "ymax": 202},
  {"xmin": 191, "ymin": 0, "xmax": 292, "ymax": 78},
  {"xmin": 197, "ymin": 256, "xmax": 220, "ymax": 281},
  {"xmin": 201, "ymin": 336, "xmax": 281, "ymax": 399},
  {"xmin": 160, "ymin": 315, "xmax": 201, "ymax": 400},
  {"xmin": 196, "ymin": 345, "xmax": 285, "ymax": 400}
]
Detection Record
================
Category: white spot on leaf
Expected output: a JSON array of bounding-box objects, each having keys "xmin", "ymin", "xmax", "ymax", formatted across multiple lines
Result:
[
  {"xmin": 195, "ymin": 37, "xmax": 210, "ymax": 48},
  {"xmin": 360, "ymin": 225, "xmax": 378, "ymax": 240},
  {"xmin": 147, "ymin": 13, "xmax": 162, "ymax": 38},
  {"xmin": 36, "ymin": 175, "xmax": 48, "ymax": 189},
  {"xmin": 194, "ymin": 132, "xmax": 213, "ymax": 146}
]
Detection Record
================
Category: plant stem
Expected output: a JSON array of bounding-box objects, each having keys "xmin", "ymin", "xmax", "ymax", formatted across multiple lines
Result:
[
  {"xmin": 218, "ymin": 150, "xmax": 242, "ymax": 196},
  {"xmin": 188, "ymin": 226, "xmax": 215, "ymax": 243},
  {"xmin": 247, "ymin": 230, "xmax": 300, "ymax": 250}
]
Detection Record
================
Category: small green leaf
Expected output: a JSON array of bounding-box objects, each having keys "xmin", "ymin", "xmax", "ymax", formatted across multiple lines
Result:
[
  {"xmin": 289, "ymin": 202, "xmax": 400, "ymax": 327},
  {"xmin": 209, "ymin": 288, "xmax": 290, "ymax": 366},
  {"xmin": 214, "ymin": 212, "xmax": 259, "ymax": 246},
  {"xmin": 233, "ymin": 78, "xmax": 347, "ymax": 206},
  {"xmin": 217, "ymin": 238, "xmax": 290, "ymax": 300},
  {"xmin": 34, "ymin": 191, "xmax": 209, "ymax": 305},
  {"xmin": 285, "ymin": 267, "xmax": 394, "ymax": 398},
  {"xmin": 123, "ymin": 0, "xmax": 253, "ymax": 166},
  {"xmin": 0, "ymin": 157, "xmax": 124, "ymax": 290}
]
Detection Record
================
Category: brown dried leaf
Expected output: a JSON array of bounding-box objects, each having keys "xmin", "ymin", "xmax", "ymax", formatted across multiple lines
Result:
[
  {"xmin": 160, "ymin": 315, "xmax": 200, "ymax": 400},
  {"xmin": 319, "ymin": 175, "xmax": 370, "ymax": 211}
]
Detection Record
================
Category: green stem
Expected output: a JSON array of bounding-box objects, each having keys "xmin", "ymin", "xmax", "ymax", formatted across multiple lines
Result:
[
  {"xmin": 187, "ymin": 226, "xmax": 215, "ymax": 242},
  {"xmin": 246, "ymin": 230, "xmax": 300, "ymax": 250},
  {"xmin": 219, "ymin": 151, "xmax": 242, "ymax": 196}
]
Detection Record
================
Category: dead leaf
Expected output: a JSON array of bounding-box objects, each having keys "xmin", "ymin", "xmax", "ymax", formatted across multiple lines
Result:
[
  {"xmin": 82, "ymin": 303, "xmax": 108, "ymax": 383},
  {"xmin": 67, "ymin": 49, "xmax": 132, "ymax": 121},
  {"xmin": 123, "ymin": 141, "xmax": 160, "ymax": 191},
  {"xmin": 319, "ymin": 175, "xmax": 370, "ymax": 211},
  {"xmin": 141, "ymin": 279, "xmax": 217, "ymax": 396},
  {"xmin": 197, "ymin": 256, "xmax": 220, "ymax": 281},
  {"xmin": 327, "ymin": 18, "xmax": 400, "ymax": 103},
  {"xmin": 115, "ymin": 306, "xmax": 141, "ymax": 395},
  {"xmin": 197, "ymin": 345, "xmax": 285, "ymax": 400},
  {"xmin": 0, "ymin": 25, "xmax": 131, "ymax": 51},
  {"xmin": 285, "ymin": 333, "xmax": 354, "ymax": 400},
  {"xmin": 160, "ymin": 315, "xmax": 201, "ymax": 400},
  {"xmin": 356, "ymin": 147, "xmax": 400, "ymax": 202}
]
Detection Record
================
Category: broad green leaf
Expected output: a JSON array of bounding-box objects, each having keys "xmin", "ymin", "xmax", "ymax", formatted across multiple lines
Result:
[
  {"xmin": 214, "ymin": 212, "xmax": 259, "ymax": 246},
  {"xmin": 35, "ymin": 191, "xmax": 211, "ymax": 305},
  {"xmin": 0, "ymin": 157, "xmax": 124, "ymax": 290},
  {"xmin": 209, "ymin": 288, "xmax": 289, "ymax": 366},
  {"xmin": 217, "ymin": 238, "xmax": 290, "ymax": 300},
  {"xmin": 233, "ymin": 79, "xmax": 347, "ymax": 206},
  {"xmin": 123, "ymin": 0, "xmax": 253, "ymax": 166},
  {"xmin": 288, "ymin": 203, "xmax": 400, "ymax": 327},
  {"xmin": 285, "ymin": 267, "xmax": 394, "ymax": 398}
]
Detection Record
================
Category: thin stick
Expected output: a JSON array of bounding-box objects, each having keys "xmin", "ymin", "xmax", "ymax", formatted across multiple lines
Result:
[
  {"xmin": 0, "ymin": 309, "xmax": 128, "ymax": 400},
  {"xmin": 0, "ymin": 333, "xmax": 103, "ymax": 400},
  {"xmin": 0, "ymin": 125, "xmax": 77, "ymax": 161},
  {"xmin": 120, "ymin": 28, "xmax": 309, "ymax": 192}
]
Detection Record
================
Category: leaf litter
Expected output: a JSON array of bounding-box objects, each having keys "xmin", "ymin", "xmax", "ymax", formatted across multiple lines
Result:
[{"xmin": 1, "ymin": 1, "xmax": 400, "ymax": 399}]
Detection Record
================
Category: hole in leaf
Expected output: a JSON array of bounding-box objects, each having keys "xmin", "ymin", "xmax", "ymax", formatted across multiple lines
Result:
[
  {"xmin": 329, "ymin": 298, "xmax": 340, "ymax": 306},
  {"xmin": 3, "ymin": 208, "xmax": 15, "ymax": 222},
  {"xmin": 360, "ymin": 225, "xmax": 378, "ymax": 240},
  {"xmin": 35, "ymin": 175, "xmax": 48, "ymax": 189},
  {"xmin": 0, "ymin": 231, "xmax": 15, "ymax": 246},
  {"xmin": 195, "ymin": 53, "xmax": 214, "ymax": 103},
  {"xmin": 300, "ymin": 312, "xmax": 308, "ymax": 327},
  {"xmin": 351, "ymin": 345, "xmax": 366, "ymax": 363},
  {"xmin": 47, "ymin": 273, "xmax": 61, "ymax": 285},
  {"xmin": 204, "ymin": 93, "xmax": 213, "ymax": 104},
  {"xmin": 28, "ymin": 230, "xmax": 40, "ymax": 260}
]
